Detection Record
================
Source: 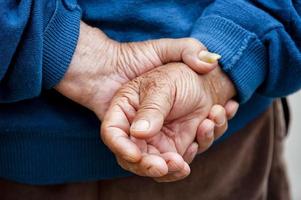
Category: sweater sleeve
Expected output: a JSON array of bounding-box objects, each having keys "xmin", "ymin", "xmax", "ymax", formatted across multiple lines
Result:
[
  {"xmin": 190, "ymin": 0, "xmax": 301, "ymax": 103},
  {"xmin": 0, "ymin": 0, "xmax": 81, "ymax": 103}
]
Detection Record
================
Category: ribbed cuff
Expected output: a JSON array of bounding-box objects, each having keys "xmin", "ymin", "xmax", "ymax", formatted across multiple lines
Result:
[
  {"xmin": 42, "ymin": 0, "xmax": 81, "ymax": 89},
  {"xmin": 191, "ymin": 16, "xmax": 268, "ymax": 103}
]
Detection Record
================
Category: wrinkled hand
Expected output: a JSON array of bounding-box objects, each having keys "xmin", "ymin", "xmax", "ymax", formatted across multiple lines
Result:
[
  {"xmin": 118, "ymin": 103, "xmax": 238, "ymax": 182},
  {"xmin": 101, "ymin": 63, "xmax": 237, "ymax": 182},
  {"xmin": 55, "ymin": 21, "xmax": 237, "ymax": 182},
  {"xmin": 55, "ymin": 21, "xmax": 219, "ymax": 119}
]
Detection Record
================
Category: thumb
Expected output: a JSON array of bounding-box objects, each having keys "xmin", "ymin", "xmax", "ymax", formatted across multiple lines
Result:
[
  {"xmin": 130, "ymin": 86, "xmax": 174, "ymax": 139},
  {"xmin": 148, "ymin": 38, "xmax": 220, "ymax": 74}
]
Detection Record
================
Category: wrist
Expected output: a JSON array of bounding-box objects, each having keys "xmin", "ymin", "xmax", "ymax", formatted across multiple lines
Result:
[
  {"xmin": 55, "ymin": 21, "xmax": 101, "ymax": 101},
  {"xmin": 54, "ymin": 21, "xmax": 122, "ymax": 118},
  {"xmin": 204, "ymin": 66, "xmax": 236, "ymax": 105}
]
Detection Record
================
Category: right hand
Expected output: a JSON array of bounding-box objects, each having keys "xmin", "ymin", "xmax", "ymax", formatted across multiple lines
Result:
[
  {"xmin": 116, "ymin": 102, "xmax": 238, "ymax": 182},
  {"xmin": 55, "ymin": 21, "xmax": 220, "ymax": 120},
  {"xmin": 101, "ymin": 63, "xmax": 237, "ymax": 182}
]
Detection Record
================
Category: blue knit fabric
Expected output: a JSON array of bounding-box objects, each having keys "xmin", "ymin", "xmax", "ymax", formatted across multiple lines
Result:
[{"xmin": 0, "ymin": 0, "xmax": 300, "ymax": 185}]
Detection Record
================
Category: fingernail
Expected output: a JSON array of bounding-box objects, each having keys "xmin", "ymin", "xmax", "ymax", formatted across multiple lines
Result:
[
  {"xmin": 216, "ymin": 118, "xmax": 225, "ymax": 127},
  {"xmin": 206, "ymin": 130, "xmax": 214, "ymax": 138},
  {"xmin": 131, "ymin": 120, "xmax": 150, "ymax": 131},
  {"xmin": 199, "ymin": 51, "xmax": 221, "ymax": 63}
]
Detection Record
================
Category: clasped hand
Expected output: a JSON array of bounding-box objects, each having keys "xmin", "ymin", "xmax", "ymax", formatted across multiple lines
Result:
[{"xmin": 56, "ymin": 22, "xmax": 238, "ymax": 182}]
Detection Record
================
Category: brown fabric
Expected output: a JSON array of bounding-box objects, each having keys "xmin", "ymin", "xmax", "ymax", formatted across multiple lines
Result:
[
  {"xmin": 0, "ymin": 100, "xmax": 291, "ymax": 200},
  {"xmin": 267, "ymin": 100, "xmax": 291, "ymax": 200},
  {"xmin": 0, "ymin": 181, "xmax": 99, "ymax": 200}
]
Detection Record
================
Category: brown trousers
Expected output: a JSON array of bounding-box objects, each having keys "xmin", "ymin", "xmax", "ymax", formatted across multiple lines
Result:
[{"xmin": 0, "ymin": 100, "xmax": 291, "ymax": 200}]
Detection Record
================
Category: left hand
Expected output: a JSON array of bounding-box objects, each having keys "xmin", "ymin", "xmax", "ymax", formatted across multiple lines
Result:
[
  {"xmin": 55, "ymin": 22, "xmax": 219, "ymax": 120},
  {"xmin": 101, "ymin": 63, "xmax": 237, "ymax": 182}
]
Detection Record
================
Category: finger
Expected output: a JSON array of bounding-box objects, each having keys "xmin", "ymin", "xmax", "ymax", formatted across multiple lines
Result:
[
  {"xmin": 196, "ymin": 119, "xmax": 215, "ymax": 154},
  {"xmin": 209, "ymin": 105, "xmax": 226, "ymax": 126},
  {"xmin": 154, "ymin": 162, "xmax": 191, "ymax": 183},
  {"xmin": 160, "ymin": 152, "xmax": 186, "ymax": 172},
  {"xmin": 214, "ymin": 119, "xmax": 228, "ymax": 140},
  {"xmin": 101, "ymin": 100, "xmax": 141, "ymax": 162},
  {"xmin": 149, "ymin": 38, "xmax": 219, "ymax": 74},
  {"xmin": 116, "ymin": 154, "xmax": 169, "ymax": 178},
  {"xmin": 130, "ymin": 85, "xmax": 173, "ymax": 139},
  {"xmin": 183, "ymin": 142, "xmax": 199, "ymax": 164},
  {"xmin": 134, "ymin": 154, "xmax": 169, "ymax": 177},
  {"xmin": 182, "ymin": 49, "xmax": 219, "ymax": 74},
  {"xmin": 224, "ymin": 100, "xmax": 239, "ymax": 119},
  {"xmin": 146, "ymin": 147, "xmax": 185, "ymax": 173},
  {"xmin": 208, "ymin": 105, "xmax": 228, "ymax": 139}
]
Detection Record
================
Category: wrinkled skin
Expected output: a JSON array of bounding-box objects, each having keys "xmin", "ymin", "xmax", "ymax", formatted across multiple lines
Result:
[
  {"xmin": 55, "ymin": 22, "xmax": 238, "ymax": 182},
  {"xmin": 101, "ymin": 63, "xmax": 236, "ymax": 182},
  {"xmin": 55, "ymin": 22, "xmax": 218, "ymax": 119}
]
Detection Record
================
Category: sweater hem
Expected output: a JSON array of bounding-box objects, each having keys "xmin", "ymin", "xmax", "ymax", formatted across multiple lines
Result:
[{"xmin": 0, "ymin": 97, "xmax": 272, "ymax": 185}]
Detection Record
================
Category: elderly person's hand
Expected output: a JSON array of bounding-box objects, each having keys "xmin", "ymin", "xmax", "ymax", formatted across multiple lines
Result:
[
  {"xmin": 101, "ymin": 63, "xmax": 237, "ymax": 182},
  {"xmin": 55, "ymin": 21, "xmax": 238, "ymax": 182},
  {"xmin": 55, "ymin": 21, "xmax": 220, "ymax": 119}
]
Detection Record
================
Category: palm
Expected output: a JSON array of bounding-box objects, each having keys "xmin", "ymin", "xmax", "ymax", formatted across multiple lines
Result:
[
  {"xmin": 143, "ymin": 111, "xmax": 207, "ymax": 155},
  {"xmin": 131, "ymin": 116, "xmax": 202, "ymax": 156},
  {"xmin": 105, "ymin": 63, "xmax": 213, "ymax": 157}
]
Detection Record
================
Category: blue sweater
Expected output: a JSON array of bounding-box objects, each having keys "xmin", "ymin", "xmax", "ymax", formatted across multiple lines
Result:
[{"xmin": 0, "ymin": 0, "xmax": 300, "ymax": 185}]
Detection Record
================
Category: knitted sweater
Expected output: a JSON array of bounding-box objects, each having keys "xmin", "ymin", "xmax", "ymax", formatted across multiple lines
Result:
[{"xmin": 0, "ymin": 0, "xmax": 300, "ymax": 184}]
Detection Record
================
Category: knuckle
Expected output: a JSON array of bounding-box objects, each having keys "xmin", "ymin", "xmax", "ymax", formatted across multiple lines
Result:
[
  {"xmin": 100, "ymin": 128, "xmax": 110, "ymax": 145},
  {"xmin": 102, "ymin": 129, "xmax": 116, "ymax": 147},
  {"xmin": 184, "ymin": 37, "xmax": 207, "ymax": 50},
  {"xmin": 184, "ymin": 37, "xmax": 199, "ymax": 45}
]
